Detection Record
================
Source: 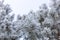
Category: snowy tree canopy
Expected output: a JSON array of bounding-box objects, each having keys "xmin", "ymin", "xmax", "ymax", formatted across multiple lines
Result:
[{"xmin": 0, "ymin": 0, "xmax": 60, "ymax": 40}]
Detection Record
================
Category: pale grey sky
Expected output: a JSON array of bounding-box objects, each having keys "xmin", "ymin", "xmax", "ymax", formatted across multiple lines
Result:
[{"xmin": 4, "ymin": 0, "xmax": 50, "ymax": 16}]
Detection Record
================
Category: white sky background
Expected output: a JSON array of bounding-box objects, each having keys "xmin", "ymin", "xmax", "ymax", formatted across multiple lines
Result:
[{"xmin": 3, "ymin": 0, "xmax": 50, "ymax": 16}]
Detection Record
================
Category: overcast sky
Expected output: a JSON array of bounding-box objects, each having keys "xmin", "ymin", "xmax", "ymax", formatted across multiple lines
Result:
[{"xmin": 3, "ymin": 0, "xmax": 50, "ymax": 16}]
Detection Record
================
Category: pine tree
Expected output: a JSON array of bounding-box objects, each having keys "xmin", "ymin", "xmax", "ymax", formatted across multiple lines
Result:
[
  {"xmin": 0, "ymin": 0, "xmax": 17, "ymax": 40},
  {"xmin": 16, "ymin": 0, "xmax": 60, "ymax": 40}
]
